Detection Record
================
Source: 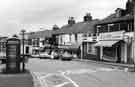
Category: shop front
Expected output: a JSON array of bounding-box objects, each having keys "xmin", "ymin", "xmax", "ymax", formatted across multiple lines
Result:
[
  {"xmin": 95, "ymin": 31, "xmax": 130, "ymax": 63},
  {"xmin": 82, "ymin": 36, "xmax": 98, "ymax": 60}
]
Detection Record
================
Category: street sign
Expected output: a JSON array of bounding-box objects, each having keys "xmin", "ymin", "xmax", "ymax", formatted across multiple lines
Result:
[{"xmin": 6, "ymin": 38, "xmax": 21, "ymax": 73}]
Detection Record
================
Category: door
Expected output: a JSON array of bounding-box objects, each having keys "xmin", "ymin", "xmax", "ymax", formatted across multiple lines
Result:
[
  {"xmin": 26, "ymin": 46, "xmax": 29, "ymax": 54},
  {"xmin": 116, "ymin": 44, "xmax": 121, "ymax": 63}
]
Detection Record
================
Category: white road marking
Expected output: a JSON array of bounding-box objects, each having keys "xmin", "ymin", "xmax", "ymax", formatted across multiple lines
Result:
[
  {"xmin": 31, "ymin": 68, "xmax": 116, "ymax": 87},
  {"xmin": 39, "ymin": 73, "xmax": 54, "ymax": 79},
  {"xmin": 32, "ymin": 72, "xmax": 48, "ymax": 87},
  {"xmin": 61, "ymin": 72, "xmax": 79, "ymax": 87},
  {"xmin": 54, "ymin": 82, "xmax": 70, "ymax": 87}
]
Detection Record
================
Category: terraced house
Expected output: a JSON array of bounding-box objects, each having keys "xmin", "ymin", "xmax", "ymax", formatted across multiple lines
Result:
[
  {"xmin": 21, "ymin": 30, "xmax": 53, "ymax": 55},
  {"xmin": 53, "ymin": 13, "xmax": 99, "ymax": 58},
  {"xmin": 94, "ymin": 0, "xmax": 134, "ymax": 64}
]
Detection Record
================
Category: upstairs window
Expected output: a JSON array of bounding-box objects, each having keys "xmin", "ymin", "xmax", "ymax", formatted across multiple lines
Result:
[
  {"xmin": 108, "ymin": 24, "xmax": 114, "ymax": 32},
  {"xmin": 75, "ymin": 33, "xmax": 78, "ymax": 41}
]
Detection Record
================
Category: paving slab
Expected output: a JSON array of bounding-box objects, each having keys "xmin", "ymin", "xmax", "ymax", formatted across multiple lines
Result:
[{"xmin": 0, "ymin": 72, "xmax": 33, "ymax": 87}]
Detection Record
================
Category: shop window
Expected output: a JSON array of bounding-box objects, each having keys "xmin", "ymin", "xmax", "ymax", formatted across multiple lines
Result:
[
  {"xmin": 87, "ymin": 43, "xmax": 97, "ymax": 55},
  {"xmin": 120, "ymin": 22, "xmax": 128, "ymax": 32},
  {"xmin": 103, "ymin": 47, "xmax": 116, "ymax": 58},
  {"xmin": 129, "ymin": 22, "xmax": 134, "ymax": 32},
  {"xmin": 109, "ymin": 24, "xmax": 119, "ymax": 32},
  {"xmin": 99, "ymin": 25, "xmax": 108, "ymax": 33}
]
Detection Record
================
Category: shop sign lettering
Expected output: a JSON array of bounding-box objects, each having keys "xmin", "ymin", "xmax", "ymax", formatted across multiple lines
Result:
[{"xmin": 99, "ymin": 31, "xmax": 124, "ymax": 40}]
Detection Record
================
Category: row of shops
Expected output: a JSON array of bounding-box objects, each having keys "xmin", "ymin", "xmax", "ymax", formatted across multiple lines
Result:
[
  {"xmin": 82, "ymin": 31, "xmax": 134, "ymax": 64},
  {"xmin": 20, "ymin": 0, "xmax": 135, "ymax": 64}
]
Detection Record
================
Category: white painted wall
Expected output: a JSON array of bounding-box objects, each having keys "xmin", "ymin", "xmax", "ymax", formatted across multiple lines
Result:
[
  {"xmin": 58, "ymin": 33, "xmax": 83, "ymax": 46},
  {"xmin": 77, "ymin": 33, "xmax": 83, "ymax": 45}
]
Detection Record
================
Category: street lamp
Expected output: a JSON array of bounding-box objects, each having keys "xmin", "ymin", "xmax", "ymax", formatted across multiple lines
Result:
[
  {"xmin": 20, "ymin": 29, "xmax": 26, "ymax": 72},
  {"xmin": 133, "ymin": 1, "xmax": 135, "ymax": 71}
]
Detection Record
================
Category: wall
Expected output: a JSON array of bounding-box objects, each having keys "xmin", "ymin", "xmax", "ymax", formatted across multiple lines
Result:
[
  {"xmin": 58, "ymin": 33, "xmax": 83, "ymax": 46},
  {"xmin": 77, "ymin": 33, "xmax": 83, "ymax": 45}
]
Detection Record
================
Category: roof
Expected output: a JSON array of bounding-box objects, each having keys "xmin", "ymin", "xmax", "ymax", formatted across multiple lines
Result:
[
  {"xmin": 28, "ymin": 30, "xmax": 53, "ymax": 39},
  {"xmin": 0, "ymin": 37, "xmax": 8, "ymax": 42},
  {"xmin": 54, "ymin": 20, "xmax": 99, "ymax": 34},
  {"xmin": 97, "ymin": 14, "xmax": 134, "ymax": 25}
]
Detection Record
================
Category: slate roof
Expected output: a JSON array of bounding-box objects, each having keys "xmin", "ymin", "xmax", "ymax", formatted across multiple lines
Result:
[
  {"xmin": 0, "ymin": 37, "xmax": 8, "ymax": 42},
  {"xmin": 97, "ymin": 14, "xmax": 134, "ymax": 25},
  {"xmin": 53, "ymin": 19, "xmax": 99, "ymax": 35},
  {"xmin": 28, "ymin": 30, "xmax": 53, "ymax": 39}
]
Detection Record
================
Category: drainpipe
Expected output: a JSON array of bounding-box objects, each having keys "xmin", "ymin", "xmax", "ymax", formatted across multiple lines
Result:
[
  {"xmin": 100, "ymin": 46, "xmax": 103, "ymax": 61},
  {"xmin": 81, "ymin": 43, "xmax": 83, "ymax": 61},
  {"xmin": 133, "ymin": 3, "xmax": 135, "ymax": 70}
]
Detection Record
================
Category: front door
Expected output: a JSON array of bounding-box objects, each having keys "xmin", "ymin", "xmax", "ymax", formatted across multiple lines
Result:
[
  {"xmin": 26, "ymin": 46, "xmax": 29, "ymax": 54},
  {"xmin": 116, "ymin": 44, "xmax": 121, "ymax": 63}
]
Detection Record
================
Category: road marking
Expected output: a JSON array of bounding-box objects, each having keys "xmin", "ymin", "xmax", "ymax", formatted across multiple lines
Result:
[
  {"xmin": 61, "ymin": 72, "xmax": 79, "ymax": 87},
  {"xmin": 32, "ymin": 72, "xmax": 76, "ymax": 87},
  {"xmin": 32, "ymin": 72, "xmax": 48, "ymax": 87},
  {"xmin": 54, "ymin": 82, "xmax": 70, "ymax": 87},
  {"xmin": 31, "ymin": 68, "xmax": 116, "ymax": 87},
  {"xmin": 40, "ymin": 73, "xmax": 54, "ymax": 79}
]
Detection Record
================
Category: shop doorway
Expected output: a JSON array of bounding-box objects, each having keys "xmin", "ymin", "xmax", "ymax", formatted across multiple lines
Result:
[
  {"xmin": 116, "ymin": 45, "xmax": 121, "ymax": 63},
  {"xmin": 26, "ymin": 46, "xmax": 29, "ymax": 54}
]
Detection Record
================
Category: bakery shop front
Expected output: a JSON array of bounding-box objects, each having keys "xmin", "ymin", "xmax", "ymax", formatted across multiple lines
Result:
[{"xmin": 95, "ymin": 31, "xmax": 131, "ymax": 63}]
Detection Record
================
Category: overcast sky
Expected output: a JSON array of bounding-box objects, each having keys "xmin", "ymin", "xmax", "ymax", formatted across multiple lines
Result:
[{"xmin": 0, "ymin": 0, "xmax": 127, "ymax": 36}]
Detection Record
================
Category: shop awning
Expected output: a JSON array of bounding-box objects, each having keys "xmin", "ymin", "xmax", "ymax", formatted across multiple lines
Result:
[
  {"xmin": 58, "ymin": 44, "xmax": 80, "ymax": 49},
  {"xmin": 94, "ymin": 40, "xmax": 119, "ymax": 47}
]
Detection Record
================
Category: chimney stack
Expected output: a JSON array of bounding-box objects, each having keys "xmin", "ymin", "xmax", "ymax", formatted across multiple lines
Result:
[
  {"xmin": 52, "ymin": 24, "xmax": 59, "ymax": 31},
  {"xmin": 68, "ymin": 17, "xmax": 75, "ymax": 25},
  {"xmin": 84, "ymin": 13, "xmax": 92, "ymax": 22}
]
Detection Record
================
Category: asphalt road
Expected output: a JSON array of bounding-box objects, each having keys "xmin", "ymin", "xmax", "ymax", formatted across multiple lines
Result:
[{"xmin": 26, "ymin": 58, "xmax": 135, "ymax": 87}]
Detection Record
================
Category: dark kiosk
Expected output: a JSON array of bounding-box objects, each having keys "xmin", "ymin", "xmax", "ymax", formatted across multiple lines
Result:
[{"xmin": 6, "ymin": 38, "xmax": 21, "ymax": 73}]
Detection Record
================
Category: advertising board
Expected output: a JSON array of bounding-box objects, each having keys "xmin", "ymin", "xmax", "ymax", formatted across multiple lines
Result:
[{"xmin": 99, "ymin": 31, "xmax": 124, "ymax": 41}]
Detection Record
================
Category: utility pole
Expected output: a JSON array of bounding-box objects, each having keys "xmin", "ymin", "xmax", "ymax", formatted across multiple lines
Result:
[
  {"xmin": 133, "ymin": 0, "xmax": 135, "ymax": 71},
  {"xmin": 21, "ymin": 29, "xmax": 26, "ymax": 72}
]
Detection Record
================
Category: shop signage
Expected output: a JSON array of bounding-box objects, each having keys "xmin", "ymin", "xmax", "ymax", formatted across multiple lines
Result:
[
  {"xmin": 124, "ymin": 32, "xmax": 134, "ymax": 44},
  {"xmin": 99, "ymin": 31, "xmax": 124, "ymax": 40},
  {"xmin": 83, "ymin": 36, "xmax": 98, "ymax": 42}
]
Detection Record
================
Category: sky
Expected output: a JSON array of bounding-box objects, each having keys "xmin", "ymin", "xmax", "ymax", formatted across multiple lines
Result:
[{"xmin": 0, "ymin": 0, "xmax": 127, "ymax": 36}]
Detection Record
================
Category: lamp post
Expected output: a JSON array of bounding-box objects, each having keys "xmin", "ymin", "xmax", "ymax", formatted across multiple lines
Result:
[
  {"xmin": 133, "ymin": 1, "xmax": 135, "ymax": 71},
  {"xmin": 21, "ymin": 29, "xmax": 26, "ymax": 72}
]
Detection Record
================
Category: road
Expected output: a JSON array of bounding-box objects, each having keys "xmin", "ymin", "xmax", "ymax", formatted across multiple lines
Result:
[{"xmin": 26, "ymin": 58, "xmax": 135, "ymax": 87}]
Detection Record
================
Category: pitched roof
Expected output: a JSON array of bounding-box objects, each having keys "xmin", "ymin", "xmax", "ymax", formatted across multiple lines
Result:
[
  {"xmin": 97, "ymin": 14, "xmax": 134, "ymax": 25},
  {"xmin": 0, "ymin": 37, "xmax": 8, "ymax": 42},
  {"xmin": 54, "ymin": 19, "xmax": 99, "ymax": 34},
  {"xmin": 28, "ymin": 30, "xmax": 53, "ymax": 39}
]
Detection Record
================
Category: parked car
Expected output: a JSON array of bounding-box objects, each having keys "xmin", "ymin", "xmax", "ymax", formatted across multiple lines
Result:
[
  {"xmin": 39, "ymin": 52, "xmax": 52, "ymax": 59},
  {"xmin": 50, "ymin": 51, "xmax": 59, "ymax": 59},
  {"xmin": 61, "ymin": 51, "xmax": 73, "ymax": 61},
  {"xmin": 31, "ymin": 54, "xmax": 40, "ymax": 58}
]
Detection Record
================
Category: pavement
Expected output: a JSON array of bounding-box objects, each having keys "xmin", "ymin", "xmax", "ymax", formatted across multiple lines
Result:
[
  {"xmin": 0, "ymin": 64, "xmax": 33, "ymax": 87},
  {"xmin": 0, "ymin": 71, "xmax": 33, "ymax": 87},
  {"xmin": 73, "ymin": 58, "xmax": 135, "ymax": 72}
]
